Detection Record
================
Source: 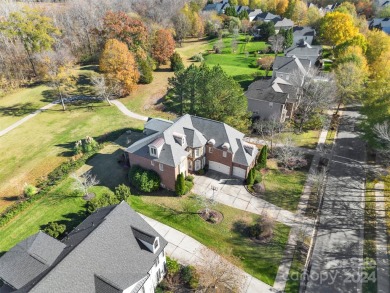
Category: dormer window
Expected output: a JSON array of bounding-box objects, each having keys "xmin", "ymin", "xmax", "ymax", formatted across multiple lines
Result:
[
  {"xmin": 150, "ymin": 147, "xmax": 157, "ymax": 156},
  {"xmin": 131, "ymin": 226, "xmax": 160, "ymax": 254},
  {"xmin": 148, "ymin": 137, "xmax": 164, "ymax": 158},
  {"xmin": 173, "ymin": 132, "xmax": 186, "ymax": 146},
  {"xmin": 154, "ymin": 238, "xmax": 159, "ymax": 250}
]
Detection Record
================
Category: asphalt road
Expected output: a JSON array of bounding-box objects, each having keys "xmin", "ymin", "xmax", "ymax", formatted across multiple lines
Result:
[{"xmin": 305, "ymin": 106, "xmax": 366, "ymax": 293}]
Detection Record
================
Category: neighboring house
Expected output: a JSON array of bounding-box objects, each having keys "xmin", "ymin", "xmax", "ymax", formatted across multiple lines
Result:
[
  {"xmin": 249, "ymin": 9, "xmax": 263, "ymax": 21},
  {"xmin": 254, "ymin": 12, "xmax": 281, "ymax": 22},
  {"xmin": 376, "ymin": 0, "xmax": 389, "ymax": 7},
  {"xmin": 324, "ymin": 3, "xmax": 340, "ymax": 13},
  {"xmin": 246, "ymin": 77, "xmax": 299, "ymax": 123},
  {"xmin": 284, "ymin": 41, "xmax": 322, "ymax": 65},
  {"xmin": 0, "ymin": 202, "xmax": 167, "ymax": 293},
  {"xmin": 126, "ymin": 114, "xmax": 258, "ymax": 187},
  {"xmin": 203, "ymin": 0, "xmax": 249, "ymax": 14},
  {"xmin": 274, "ymin": 18, "xmax": 294, "ymax": 32},
  {"xmin": 272, "ymin": 56, "xmax": 312, "ymax": 84},
  {"xmin": 368, "ymin": 18, "xmax": 390, "ymax": 34},
  {"xmin": 293, "ymin": 26, "xmax": 316, "ymax": 45}
]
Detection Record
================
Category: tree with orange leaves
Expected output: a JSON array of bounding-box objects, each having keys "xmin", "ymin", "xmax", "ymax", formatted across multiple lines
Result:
[
  {"xmin": 152, "ymin": 29, "xmax": 176, "ymax": 66},
  {"xmin": 276, "ymin": 0, "xmax": 289, "ymax": 15},
  {"xmin": 100, "ymin": 39, "xmax": 140, "ymax": 95},
  {"xmin": 102, "ymin": 11, "xmax": 148, "ymax": 53}
]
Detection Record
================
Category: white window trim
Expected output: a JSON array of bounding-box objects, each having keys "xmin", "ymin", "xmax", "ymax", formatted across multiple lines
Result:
[
  {"xmin": 223, "ymin": 151, "xmax": 227, "ymax": 158},
  {"xmin": 159, "ymin": 163, "xmax": 164, "ymax": 171},
  {"xmin": 150, "ymin": 147, "xmax": 157, "ymax": 156},
  {"xmin": 195, "ymin": 148, "xmax": 200, "ymax": 157},
  {"xmin": 195, "ymin": 160, "xmax": 201, "ymax": 171},
  {"xmin": 151, "ymin": 160, "xmax": 154, "ymax": 166},
  {"xmin": 209, "ymin": 147, "xmax": 213, "ymax": 153}
]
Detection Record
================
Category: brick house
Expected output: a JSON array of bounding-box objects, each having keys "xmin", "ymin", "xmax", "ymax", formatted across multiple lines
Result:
[{"xmin": 126, "ymin": 115, "xmax": 258, "ymax": 190}]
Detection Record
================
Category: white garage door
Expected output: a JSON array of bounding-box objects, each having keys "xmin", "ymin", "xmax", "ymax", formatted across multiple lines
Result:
[
  {"xmin": 232, "ymin": 166, "xmax": 246, "ymax": 179},
  {"xmin": 209, "ymin": 161, "xmax": 230, "ymax": 175}
]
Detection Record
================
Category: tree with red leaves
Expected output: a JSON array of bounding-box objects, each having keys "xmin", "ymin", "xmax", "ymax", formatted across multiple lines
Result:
[
  {"xmin": 151, "ymin": 29, "xmax": 175, "ymax": 66},
  {"xmin": 102, "ymin": 11, "xmax": 148, "ymax": 53}
]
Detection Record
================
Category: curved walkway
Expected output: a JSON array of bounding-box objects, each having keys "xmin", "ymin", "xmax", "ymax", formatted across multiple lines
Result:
[
  {"xmin": 139, "ymin": 213, "xmax": 275, "ymax": 293},
  {"xmin": 111, "ymin": 100, "xmax": 148, "ymax": 121}
]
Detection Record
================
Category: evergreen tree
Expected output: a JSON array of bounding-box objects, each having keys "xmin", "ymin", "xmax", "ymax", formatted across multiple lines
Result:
[
  {"xmin": 247, "ymin": 168, "xmax": 255, "ymax": 185},
  {"xmin": 258, "ymin": 145, "xmax": 268, "ymax": 168},
  {"xmin": 280, "ymin": 29, "xmax": 293, "ymax": 48},
  {"xmin": 238, "ymin": 10, "xmax": 249, "ymax": 20},
  {"xmin": 138, "ymin": 59, "xmax": 154, "ymax": 84},
  {"xmin": 175, "ymin": 173, "xmax": 185, "ymax": 196},
  {"xmin": 225, "ymin": 7, "xmax": 238, "ymax": 17},
  {"xmin": 170, "ymin": 52, "xmax": 185, "ymax": 72}
]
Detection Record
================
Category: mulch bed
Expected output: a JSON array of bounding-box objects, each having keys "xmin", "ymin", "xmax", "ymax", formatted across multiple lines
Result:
[
  {"xmin": 83, "ymin": 193, "xmax": 95, "ymax": 201},
  {"xmin": 198, "ymin": 209, "xmax": 223, "ymax": 224}
]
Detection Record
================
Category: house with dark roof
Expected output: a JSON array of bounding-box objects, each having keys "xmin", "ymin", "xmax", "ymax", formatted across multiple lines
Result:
[
  {"xmin": 0, "ymin": 202, "xmax": 167, "ymax": 293},
  {"xmin": 293, "ymin": 26, "xmax": 316, "ymax": 45},
  {"xmin": 203, "ymin": 0, "xmax": 249, "ymax": 15},
  {"xmin": 274, "ymin": 18, "xmax": 294, "ymax": 32},
  {"xmin": 254, "ymin": 12, "xmax": 281, "ymax": 22},
  {"xmin": 272, "ymin": 56, "xmax": 312, "ymax": 84},
  {"xmin": 284, "ymin": 41, "xmax": 322, "ymax": 65},
  {"xmin": 246, "ymin": 77, "xmax": 299, "ymax": 123},
  {"xmin": 368, "ymin": 18, "xmax": 390, "ymax": 34},
  {"xmin": 126, "ymin": 114, "xmax": 258, "ymax": 187}
]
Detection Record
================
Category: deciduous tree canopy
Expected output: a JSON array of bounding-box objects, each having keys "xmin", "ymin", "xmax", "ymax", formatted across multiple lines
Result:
[
  {"xmin": 152, "ymin": 29, "xmax": 176, "ymax": 66},
  {"xmin": 100, "ymin": 39, "xmax": 140, "ymax": 95},
  {"xmin": 319, "ymin": 12, "xmax": 358, "ymax": 47}
]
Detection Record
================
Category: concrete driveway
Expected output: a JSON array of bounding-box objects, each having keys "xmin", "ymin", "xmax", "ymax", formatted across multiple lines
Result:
[{"xmin": 192, "ymin": 171, "xmax": 313, "ymax": 232}]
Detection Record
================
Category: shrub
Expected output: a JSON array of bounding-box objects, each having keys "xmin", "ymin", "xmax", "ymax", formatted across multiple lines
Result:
[
  {"xmin": 115, "ymin": 184, "xmax": 131, "ymax": 201},
  {"xmin": 86, "ymin": 192, "xmax": 119, "ymax": 214},
  {"xmin": 181, "ymin": 265, "xmax": 199, "ymax": 289},
  {"xmin": 138, "ymin": 59, "xmax": 154, "ymax": 84},
  {"xmin": 24, "ymin": 184, "xmax": 38, "ymax": 198},
  {"xmin": 254, "ymin": 170, "xmax": 262, "ymax": 184},
  {"xmin": 192, "ymin": 53, "xmax": 204, "ymax": 62},
  {"xmin": 197, "ymin": 169, "xmax": 205, "ymax": 175},
  {"xmin": 175, "ymin": 173, "xmax": 185, "ymax": 196},
  {"xmin": 185, "ymin": 175, "xmax": 194, "ymax": 182},
  {"xmin": 83, "ymin": 136, "xmax": 99, "ymax": 153},
  {"xmin": 170, "ymin": 52, "xmax": 185, "ymax": 72},
  {"xmin": 43, "ymin": 221, "xmax": 67, "ymax": 239},
  {"xmin": 128, "ymin": 165, "xmax": 161, "ymax": 192},
  {"xmin": 248, "ymin": 222, "xmax": 262, "ymax": 238},
  {"xmin": 247, "ymin": 168, "xmax": 255, "ymax": 185},
  {"xmin": 166, "ymin": 257, "xmax": 180, "ymax": 276},
  {"xmin": 184, "ymin": 180, "xmax": 193, "ymax": 192},
  {"xmin": 257, "ymin": 145, "xmax": 267, "ymax": 169}
]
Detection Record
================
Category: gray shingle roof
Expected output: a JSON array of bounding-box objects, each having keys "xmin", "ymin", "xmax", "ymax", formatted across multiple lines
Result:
[
  {"xmin": 285, "ymin": 43, "xmax": 322, "ymax": 64},
  {"xmin": 127, "ymin": 114, "xmax": 257, "ymax": 167},
  {"xmin": 255, "ymin": 12, "xmax": 281, "ymax": 22},
  {"xmin": 0, "ymin": 232, "xmax": 65, "ymax": 290},
  {"xmin": 144, "ymin": 118, "xmax": 173, "ymax": 134},
  {"xmin": 246, "ymin": 77, "xmax": 297, "ymax": 104},
  {"xmin": 2, "ymin": 202, "xmax": 167, "ymax": 293},
  {"xmin": 274, "ymin": 18, "xmax": 294, "ymax": 28},
  {"xmin": 273, "ymin": 56, "xmax": 311, "ymax": 75}
]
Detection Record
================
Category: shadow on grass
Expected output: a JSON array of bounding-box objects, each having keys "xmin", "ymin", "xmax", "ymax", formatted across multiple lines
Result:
[
  {"xmin": 39, "ymin": 209, "xmax": 88, "ymax": 237},
  {"xmin": 0, "ymin": 103, "xmax": 40, "ymax": 117}
]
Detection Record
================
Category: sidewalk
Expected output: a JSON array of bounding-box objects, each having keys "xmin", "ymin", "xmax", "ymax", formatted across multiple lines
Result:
[
  {"xmin": 273, "ymin": 109, "xmax": 333, "ymax": 291},
  {"xmin": 111, "ymin": 100, "xmax": 148, "ymax": 121},
  {"xmin": 374, "ymin": 182, "xmax": 389, "ymax": 293},
  {"xmin": 0, "ymin": 102, "xmax": 57, "ymax": 137},
  {"xmin": 139, "ymin": 213, "xmax": 275, "ymax": 293}
]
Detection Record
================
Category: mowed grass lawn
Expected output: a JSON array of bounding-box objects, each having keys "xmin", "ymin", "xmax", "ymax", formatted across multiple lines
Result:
[
  {"xmin": 0, "ymin": 180, "xmax": 290, "ymax": 286},
  {"xmin": 0, "ymin": 85, "xmax": 51, "ymax": 129},
  {"xmin": 0, "ymin": 66, "xmax": 144, "ymax": 212},
  {"xmin": 260, "ymin": 159, "xmax": 308, "ymax": 212},
  {"xmin": 204, "ymin": 35, "xmax": 270, "ymax": 89}
]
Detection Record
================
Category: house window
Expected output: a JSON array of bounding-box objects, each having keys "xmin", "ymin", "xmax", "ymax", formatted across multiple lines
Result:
[
  {"xmin": 150, "ymin": 147, "xmax": 157, "ymax": 156},
  {"xmin": 159, "ymin": 163, "xmax": 164, "ymax": 171},
  {"xmin": 188, "ymin": 160, "xmax": 193, "ymax": 170},
  {"xmin": 195, "ymin": 160, "xmax": 201, "ymax": 171},
  {"xmin": 151, "ymin": 160, "xmax": 154, "ymax": 166},
  {"xmin": 202, "ymin": 157, "xmax": 206, "ymax": 167},
  {"xmin": 154, "ymin": 238, "xmax": 159, "ymax": 249},
  {"xmin": 269, "ymin": 102, "xmax": 273, "ymax": 108},
  {"xmin": 156, "ymin": 270, "xmax": 161, "ymax": 281},
  {"xmin": 195, "ymin": 148, "xmax": 200, "ymax": 157},
  {"xmin": 155, "ymin": 256, "xmax": 160, "ymax": 267},
  {"xmin": 209, "ymin": 147, "xmax": 213, "ymax": 153},
  {"xmin": 223, "ymin": 151, "xmax": 227, "ymax": 158}
]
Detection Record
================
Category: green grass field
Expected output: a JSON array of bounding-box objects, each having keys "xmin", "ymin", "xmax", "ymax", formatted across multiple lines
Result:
[{"xmin": 0, "ymin": 67, "xmax": 143, "ymax": 212}]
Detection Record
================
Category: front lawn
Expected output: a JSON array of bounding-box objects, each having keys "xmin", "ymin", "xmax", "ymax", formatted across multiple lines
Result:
[
  {"xmin": 260, "ymin": 161, "xmax": 308, "ymax": 212},
  {"xmin": 276, "ymin": 130, "xmax": 321, "ymax": 149}
]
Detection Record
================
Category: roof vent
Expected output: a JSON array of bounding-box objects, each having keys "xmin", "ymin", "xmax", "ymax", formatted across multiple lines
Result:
[
  {"xmin": 208, "ymin": 139, "xmax": 216, "ymax": 145},
  {"xmin": 243, "ymin": 142, "xmax": 255, "ymax": 155},
  {"xmin": 222, "ymin": 142, "xmax": 230, "ymax": 149}
]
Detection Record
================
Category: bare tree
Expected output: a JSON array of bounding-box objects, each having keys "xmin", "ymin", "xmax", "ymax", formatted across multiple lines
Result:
[
  {"xmin": 91, "ymin": 75, "xmax": 121, "ymax": 105},
  {"xmin": 373, "ymin": 121, "xmax": 390, "ymax": 145},
  {"xmin": 195, "ymin": 186, "xmax": 218, "ymax": 219},
  {"xmin": 291, "ymin": 69, "xmax": 337, "ymax": 132},
  {"xmin": 71, "ymin": 170, "xmax": 100, "ymax": 198},
  {"xmin": 275, "ymin": 136, "xmax": 308, "ymax": 170},
  {"xmin": 252, "ymin": 116, "xmax": 284, "ymax": 153},
  {"xmin": 268, "ymin": 34, "xmax": 285, "ymax": 57},
  {"xmin": 196, "ymin": 248, "xmax": 246, "ymax": 293}
]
